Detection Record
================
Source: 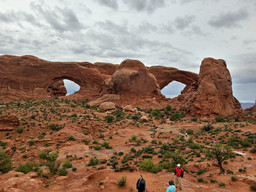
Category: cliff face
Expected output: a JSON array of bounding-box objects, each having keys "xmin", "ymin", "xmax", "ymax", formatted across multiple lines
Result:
[{"xmin": 0, "ymin": 55, "xmax": 242, "ymax": 117}]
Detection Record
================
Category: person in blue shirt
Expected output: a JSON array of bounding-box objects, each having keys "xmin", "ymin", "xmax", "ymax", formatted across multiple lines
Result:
[{"xmin": 166, "ymin": 180, "xmax": 176, "ymax": 192}]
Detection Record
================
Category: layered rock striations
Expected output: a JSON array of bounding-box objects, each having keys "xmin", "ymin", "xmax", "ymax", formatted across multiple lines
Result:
[{"xmin": 0, "ymin": 55, "xmax": 243, "ymax": 117}]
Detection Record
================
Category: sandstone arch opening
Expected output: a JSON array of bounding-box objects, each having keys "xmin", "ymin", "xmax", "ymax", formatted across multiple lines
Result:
[
  {"xmin": 63, "ymin": 79, "xmax": 80, "ymax": 96},
  {"xmin": 161, "ymin": 81, "xmax": 186, "ymax": 99},
  {"xmin": 46, "ymin": 77, "xmax": 81, "ymax": 97}
]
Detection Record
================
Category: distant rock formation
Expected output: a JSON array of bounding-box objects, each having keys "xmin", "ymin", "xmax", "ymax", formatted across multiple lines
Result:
[{"xmin": 0, "ymin": 55, "xmax": 243, "ymax": 117}]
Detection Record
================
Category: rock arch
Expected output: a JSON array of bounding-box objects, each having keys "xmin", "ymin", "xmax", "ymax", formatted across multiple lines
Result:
[{"xmin": 148, "ymin": 66, "xmax": 199, "ymax": 90}]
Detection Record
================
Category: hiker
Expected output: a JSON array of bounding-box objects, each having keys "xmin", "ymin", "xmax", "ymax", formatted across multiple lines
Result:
[
  {"xmin": 185, "ymin": 133, "xmax": 188, "ymax": 138},
  {"xmin": 144, "ymin": 187, "xmax": 150, "ymax": 192},
  {"xmin": 136, "ymin": 175, "xmax": 146, "ymax": 192},
  {"xmin": 174, "ymin": 164, "xmax": 184, "ymax": 190},
  {"xmin": 213, "ymin": 140, "xmax": 216, "ymax": 145},
  {"xmin": 166, "ymin": 180, "xmax": 176, "ymax": 192}
]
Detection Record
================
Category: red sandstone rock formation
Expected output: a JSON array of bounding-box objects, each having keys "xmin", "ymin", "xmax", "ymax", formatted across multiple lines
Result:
[
  {"xmin": 46, "ymin": 80, "xmax": 67, "ymax": 96},
  {"xmin": 0, "ymin": 55, "xmax": 243, "ymax": 117},
  {"xmin": 0, "ymin": 115, "xmax": 19, "ymax": 131},
  {"xmin": 174, "ymin": 58, "xmax": 242, "ymax": 117}
]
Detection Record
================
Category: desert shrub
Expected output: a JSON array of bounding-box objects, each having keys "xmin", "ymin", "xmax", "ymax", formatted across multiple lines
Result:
[
  {"xmin": 140, "ymin": 159, "xmax": 162, "ymax": 173},
  {"xmin": 210, "ymin": 179, "xmax": 217, "ymax": 183},
  {"xmin": 101, "ymin": 142, "xmax": 112, "ymax": 149},
  {"xmin": 169, "ymin": 111, "xmax": 185, "ymax": 121},
  {"xmin": 81, "ymin": 138, "xmax": 90, "ymax": 145},
  {"xmin": 16, "ymin": 127, "xmax": 24, "ymax": 134},
  {"xmin": 58, "ymin": 168, "xmax": 68, "ymax": 176},
  {"xmin": 28, "ymin": 140, "xmax": 36, "ymax": 146},
  {"xmin": 215, "ymin": 116, "xmax": 225, "ymax": 122},
  {"xmin": 219, "ymin": 182, "xmax": 225, "ymax": 187},
  {"xmin": 0, "ymin": 141, "xmax": 7, "ymax": 147},
  {"xmin": 191, "ymin": 118, "xmax": 197, "ymax": 122},
  {"xmin": 66, "ymin": 136, "xmax": 76, "ymax": 141},
  {"xmin": 94, "ymin": 145, "xmax": 102, "ymax": 150},
  {"xmin": 187, "ymin": 129, "xmax": 194, "ymax": 135},
  {"xmin": 250, "ymin": 145, "xmax": 256, "ymax": 153},
  {"xmin": 46, "ymin": 161, "xmax": 61, "ymax": 174},
  {"xmin": 117, "ymin": 176, "xmax": 126, "ymax": 187},
  {"xmin": 202, "ymin": 123, "xmax": 214, "ymax": 131},
  {"xmin": 197, "ymin": 177, "xmax": 207, "ymax": 183},
  {"xmin": 143, "ymin": 146, "xmax": 155, "ymax": 154},
  {"xmin": 48, "ymin": 123, "xmax": 64, "ymax": 131},
  {"xmin": 88, "ymin": 157, "xmax": 99, "ymax": 166},
  {"xmin": 39, "ymin": 151, "xmax": 47, "ymax": 159},
  {"xmin": 189, "ymin": 143, "xmax": 201, "ymax": 149},
  {"xmin": 132, "ymin": 114, "xmax": 140, "ymax": 121},
  {"xmin": 0, "ymin": 150, "xmax": 12, "ymax": 173},
  {"xmin": 226, "ymin": 169, "xmax": 234, "ymax": 174},
  {"xmin": 62, "ymin": 161, "xmax": 72, "ymax": 169},
  {"xmin": 115, "ymin": 109, "xmax": 125, "ymax": 121},
  {"xmin": 105, "ymin": 115, "xmax": 114, "ymax": 123},
  {"xmin": 130, "ymin": 135, "xmax": 137, "ymax": 141},
  {"xmin": 250, "ymin": 185, "xmax": 256, "ymax": 191},
  {"xmin": 197, "ymin": 169, "xmax": 208, "ymax": 175},
  {"xmin": 16, "ymin": 162, "xmax": 39, "ymax": 174},
  {"xmin": 165, "ymin": 105, "xmax": 172, "ymax": 111},
  {"xmin": 231, "ymin": 176, "xmax": 238, "ymax": 181}
]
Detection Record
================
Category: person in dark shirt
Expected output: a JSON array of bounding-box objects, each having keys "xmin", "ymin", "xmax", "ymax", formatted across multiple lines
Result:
[{"xmin": 136, "ymin": 175, "xmax": 146, "ymax": 192}]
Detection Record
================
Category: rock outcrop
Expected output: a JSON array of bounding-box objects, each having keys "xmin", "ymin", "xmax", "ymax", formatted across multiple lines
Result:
[
  {"xmin": 0, "ymin": 55, "xmax": 243, "ymax": 117},
  {"xmin": 174, "ymin": 58, "xmax": 242, "ymax": 117},
  {"xmin": 0, "ymin": 115, "xmax": 19, "ymax": 131}
]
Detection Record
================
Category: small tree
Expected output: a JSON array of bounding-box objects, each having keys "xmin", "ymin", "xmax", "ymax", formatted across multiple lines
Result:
[
  {"xmin": 208, "ymin": 144, "xmax": 233, "ymax": 174},
  {"xmin": 0, "ymin": 150, "xmax": 12, "ymax": 173}
]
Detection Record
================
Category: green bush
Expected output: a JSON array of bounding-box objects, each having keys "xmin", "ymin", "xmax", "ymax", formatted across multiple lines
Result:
[
  {"xmin": 16, "ymin": 127, "xmax": 24, "ymax": 134},
  {"xmin": 140, "ymin": 159, "xmax": 162, "ymax": 173},
  {"xmin": 231, "ymin": 176, "xmax": 238, "ymax": 181},
  {"xmin": 0, "ymin": 141, "xmax": 7, "ymax": 147},
  {"xmin": 16, "ymin": 162, "xmax": 39, "ymax": 174},
  {"xmin": 117, "ymin": 176, "xmax": 126, "ymax": 187},
  {"xmin": 48, "ymin": 124, "xmax": 64, "ymax": 131},
  {"xmin": 187, "ymin": 129, "xmax": 194, "ymax": 135},
  {"xmin": 215, "ymin": 116, "xmax": 225, "ymax": 122},
  {"xmin": 197, "ymin": 177, "xmax": 207, "ymax": 183},
  {"xmin": 28, "ymin": 140, "xmax": 36, "ymax": 146},
  {"xmin": 250, "ymin": 185, "xmax": 256, "ymax": 191},
  {"xmin": 105, "ymin": 115, "xmax": 114, "ymax": 123},
  {"xmin": 39, "ymin": 151, "xmax": 47, "ymax": 159},
  {"xmin": 88, "ymin": 157, "xmax": 99, "ymax": 166},
  {"xmin": 0, "ymin": 150, "xmax": 12, "ymax": 173},
  {"xmin": 169, "ymin": 111, "xmax": 185, "ymax": 121},
  {"xmin": 62, "ymin": 161, "xmax": 72, "ymax": 169},
  {"xmin": 197, "ymin": 169, "xmax": 208, "ymax": 175},
  {"xmin": 58, "ymin": 168, "xmax": 68, "ymax": 176},
  {"xmin": 219, "ymin": 182, "xmax": 225, "ymax": 187},
  {"xmin": 101, "ymin": 142, "xmax": 112, "ymax": 149}
]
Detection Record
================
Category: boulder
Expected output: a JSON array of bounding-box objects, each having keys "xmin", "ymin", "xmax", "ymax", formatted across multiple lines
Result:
[{"xmin": 99, "ymin": 102, "xmax": 116, "ymax": 111}]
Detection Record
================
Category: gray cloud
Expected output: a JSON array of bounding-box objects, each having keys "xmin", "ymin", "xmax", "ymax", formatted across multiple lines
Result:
[
  {"xmin": 208, "ymin": 8, "xmax": 249, "ymax": 28},
  {"xmin": 122, "ymin": 0, "xmax": 166, "ymax": 13},
  {"xmin": 0, "ymin": 11, "xmax": 40, "ymax": 27},
  {"xmin": 30, "ymin": 3, "xmax": 83, "ymax": 32},
  {"xmin": 96, "ymin": 0, "xmax": 118, "ymax": 10},
  {"xmin": 174, "ymin": 15, "xmax": 195, "ymax": 30},
  {"xmin": 229, "ymin": 53, "xmax": 256, "ymax": 84}
]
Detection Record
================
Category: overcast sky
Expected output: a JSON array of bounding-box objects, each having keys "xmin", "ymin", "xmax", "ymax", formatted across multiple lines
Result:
[{"xmin": 0, "ymin": 0, "xmax": 255, "ymax": 102}]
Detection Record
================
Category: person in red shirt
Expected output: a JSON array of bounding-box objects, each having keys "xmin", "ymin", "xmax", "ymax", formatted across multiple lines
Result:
[{"xmin": 174, "ymin": 164, "xmax": 184, "ymax": 190}]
